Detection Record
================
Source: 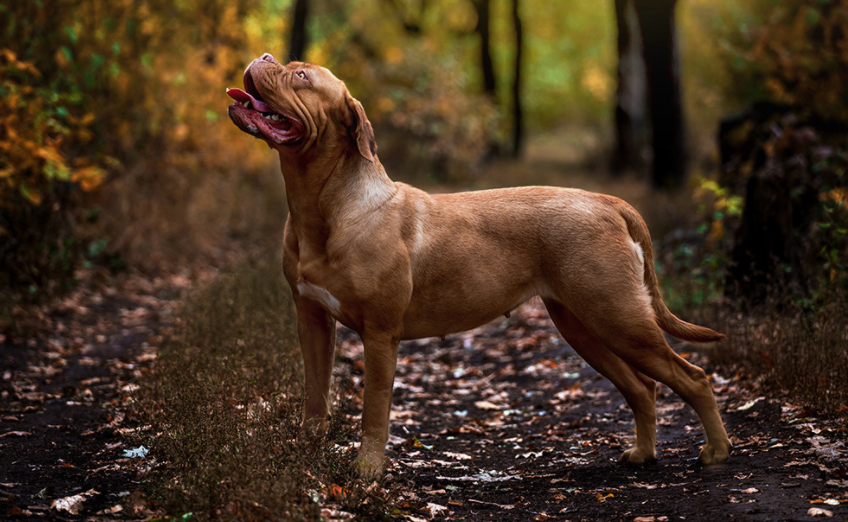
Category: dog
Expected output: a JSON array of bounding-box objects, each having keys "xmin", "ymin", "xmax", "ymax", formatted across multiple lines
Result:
[{"xmin": 227, "ymin": 53, "xmax": 731, "ymax": 477}]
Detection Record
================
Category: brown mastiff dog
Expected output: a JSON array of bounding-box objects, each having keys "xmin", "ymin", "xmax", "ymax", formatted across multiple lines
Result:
[{"xmin": 227, "ymin": 53, "xmax": 731, "ymax": 477}]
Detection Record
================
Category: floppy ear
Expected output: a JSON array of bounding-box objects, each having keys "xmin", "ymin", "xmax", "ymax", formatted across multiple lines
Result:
[{"xmin": 344, "ymin": 93, "xmax": 377, "ymax": 163}]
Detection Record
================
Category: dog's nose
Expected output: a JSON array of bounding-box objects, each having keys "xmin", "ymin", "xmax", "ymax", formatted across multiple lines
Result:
[{"xmin": 260, "ymin": 53, "xmax": 278, "ymax": 64}]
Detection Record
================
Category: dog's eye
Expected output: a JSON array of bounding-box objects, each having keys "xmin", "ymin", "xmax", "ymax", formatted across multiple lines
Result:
[{"xmin": 296, "ymin": 70, "xmax": 308, "ymax": 81}]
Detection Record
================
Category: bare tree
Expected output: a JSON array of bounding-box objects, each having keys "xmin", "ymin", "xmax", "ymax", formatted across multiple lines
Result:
[
  {"xmin": 288, "ymin": 0, "xmax": 309, "ymax": 62},
  {"xmin": 473, "ymin": 0, "xmax": 497, "ymax": 100},
  {"xmin": 613, "ymin": 0, "xmax": 647, "ymax": 175},
  {"xmin": 633, "ymin": 0, "xmax": 685, "ymax": 189},
  {"xmin": 511, "ymin": 0, "xmax": 524, "ymax": 157}
]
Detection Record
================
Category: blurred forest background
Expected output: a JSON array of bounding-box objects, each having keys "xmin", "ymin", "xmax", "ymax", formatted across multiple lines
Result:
[{"xmin": 1, "ymin": 0, "xmax": 847, "ymax": 409}]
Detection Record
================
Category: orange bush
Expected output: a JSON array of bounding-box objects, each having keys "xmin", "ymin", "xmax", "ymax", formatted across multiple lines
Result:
[
  {"xmin": 723, "ymin": 0, "xmax": 848, "ymax": 119},
  {"xmin": 0, "ymin": 50, "xmax": 105, "ymax": 206}
]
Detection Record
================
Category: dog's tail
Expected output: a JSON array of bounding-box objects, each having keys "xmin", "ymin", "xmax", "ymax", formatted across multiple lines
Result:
[{"xmin": 619, "ymin": 203, "xmax": 726, "ymax": 344}]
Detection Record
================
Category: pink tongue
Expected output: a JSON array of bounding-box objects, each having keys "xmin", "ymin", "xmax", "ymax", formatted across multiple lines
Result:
[{"xmin": 226, "ymin": 88, "xmax": 271, "ymax": 112}]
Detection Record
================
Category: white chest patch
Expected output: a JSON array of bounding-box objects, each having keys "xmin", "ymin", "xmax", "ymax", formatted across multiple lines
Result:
[{"xmin": 297, "ymin": 282, "xmax": 342, "ymax": 317}]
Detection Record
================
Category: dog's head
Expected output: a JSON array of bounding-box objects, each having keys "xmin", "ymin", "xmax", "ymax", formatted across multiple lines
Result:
[{"xmin": 227, "ymin": 54, "xmax": 376, "ymax": 162}]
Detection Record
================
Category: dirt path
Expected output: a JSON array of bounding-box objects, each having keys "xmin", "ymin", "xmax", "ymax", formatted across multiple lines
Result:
[
  {"xmin": 1, "ymin": 276, "xmax": 846, "ymax": 520},
  {"xmin": 335, "ymin": 301, "xmax": 848, "ymax": 521},
  {"xmin": 0, "ymin": 273, "xmax": 186, "ymax": 519}
]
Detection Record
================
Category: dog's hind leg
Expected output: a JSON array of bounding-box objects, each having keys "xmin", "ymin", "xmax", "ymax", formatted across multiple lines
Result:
[
  {"xmin": 570, "ymin": 294, "xmax": 731, "ymax": 465},
  {"xmin": 544, "ymin": 298, "xmax": 658, "ymax": 464}
]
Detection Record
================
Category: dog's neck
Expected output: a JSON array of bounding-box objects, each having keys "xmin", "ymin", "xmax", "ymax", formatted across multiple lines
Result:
[{"xmin": 279, "ymin": 150, "xmax": 396, "ymax": 254}]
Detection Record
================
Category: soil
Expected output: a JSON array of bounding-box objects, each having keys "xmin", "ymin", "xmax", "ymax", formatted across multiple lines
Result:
[
  {"xmin": 2, "ymin": 273, "xmax": 847, "ymax": 521},
  {"xmin": 0, "ymin": 272, "xmax": 186, "ymax": 520}
]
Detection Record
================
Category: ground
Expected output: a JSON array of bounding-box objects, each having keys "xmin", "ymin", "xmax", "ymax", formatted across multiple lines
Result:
[{"xmin": 1, "ymin": 272, "xmax": 847, "ymax": 521}]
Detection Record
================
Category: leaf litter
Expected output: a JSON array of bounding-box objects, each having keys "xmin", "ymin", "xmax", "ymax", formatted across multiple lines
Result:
[
  {"xmin": 336, "ymin": 299, "xmax": 848, "ymax": 520},
  {"xmin": 2, "ymin": 273, "xmax": 847, "ymax": 520}
]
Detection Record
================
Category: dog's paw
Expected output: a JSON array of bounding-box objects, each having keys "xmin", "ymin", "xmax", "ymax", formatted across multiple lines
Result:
[
  {"xmin": 356, "ymin": 451, "xmax": 386, "ymax": 479},
  {"xmin": 302, "ymin": 415, "xmax": 329, "ymax": 436},
  {"xmin": 697, "ymin": 441, "xmax": 731, "ymax": 465},
  {"xmin": 618, "ymin": 446, "xmax": 657, "ymax": 465}
]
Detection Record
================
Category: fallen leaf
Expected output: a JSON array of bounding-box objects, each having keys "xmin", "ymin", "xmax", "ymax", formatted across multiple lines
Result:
[
  {"xmin": 443, "ymin": 452, "xmax": 472, "ymax": 460},
  {"xmin": 320, "ymin": 508, "xmax": 356, "ymax": 521},
  {"xmin": 437, "ymin": 470, "xmax": 520, "ymax": 483},
  {"xmin": 737, "ymin": 398, "xmax": 764, "ymax": 411},
  {"xmin": 474, "ymin": 400, "xmax": 501, "ymax": 410},
  {"xmin": 630, "ymin": 482, "xmax": 659, "ymax": 490},
  {"xmin": 423, "ymin": 502, "xmax": 447, "ymax": 518},
  {"xmin": 467, "ymin": 499, "xmax": 517, "ymax": 510},
  {"xmin": 808, "ymin": 507, "xmax": 834, "ymax": 517},
  {"xmin": 0, "ymin": 431, "xmax": 32, "ymax": 438},
  {"xmin": 96, "ymin": 505, "xmax": 124, "ymax": 515},
  {"xmin": 326, "ymin": 484, "xmax": 350, "ymax": 498},
  {"xmin": 517, "ymin": 451, "xmax": 545, "ymax": 459},
  {"xmin": 741, "ymin": 488, "xmax": 759, "ymax": 494},
  {"xmin": 50, "ymin": 489, "xmax": 98, "ymax": 515},
  {"xmin": 412, "ymin": 436, "xmax": 433, "ymax": 450},
  {"xmin": 122, "ymin": 446, "xmax": 149, "ymax": 458}
]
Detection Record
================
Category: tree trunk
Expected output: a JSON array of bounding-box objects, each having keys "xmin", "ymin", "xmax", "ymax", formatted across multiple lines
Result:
[
  {"xmin": 474, "ymin": 0, "xmax": 497, "ymax": 101},
  {"xmin": 288, "ymin": 0, "xmax": 309, "ymax": 62},
  {"xmin": 510, "ymin": 0, "xmax": 524, "ymax": 157},
  {"xmin": 613, "ymin": 0, "xmax": 647, "ymax": 175},
  {"xmin": 475, "ymin": 0, "xmax": 497, "ymax": 99},
  {"xmin": 473, "ymin": 0, "xmax": 500, "ymax": 159},
  {"xmin": 633, "ymin": 0, "xmax": 685, "ymax": 189}
]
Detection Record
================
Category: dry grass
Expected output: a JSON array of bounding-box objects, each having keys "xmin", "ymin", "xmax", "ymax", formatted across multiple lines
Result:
[
  {"xmin": 135, "ymin": 258, "xmax": 393, "ymax": 521},
  {"xmin": 698, "ymin": 295, "xmax": 848, "ymax": 417}
]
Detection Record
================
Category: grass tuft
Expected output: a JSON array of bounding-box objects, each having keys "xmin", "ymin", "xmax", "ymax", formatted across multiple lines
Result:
[
  {"xmin": 135, "ymin": 258, "xmax": 393, "ymax": 521},
  {"xmin": 708, "ymin": 293, "xmax": 848, "ymax": 417}
]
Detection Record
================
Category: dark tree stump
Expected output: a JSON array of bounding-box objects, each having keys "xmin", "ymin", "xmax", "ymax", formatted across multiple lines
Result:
[
  {"xmin": 726, "ymin": 166, "xmax": 818, "ymax": 304},
  {"xmin": 720, "ymin": 105, "xmax": 826, "ymax": 305}
]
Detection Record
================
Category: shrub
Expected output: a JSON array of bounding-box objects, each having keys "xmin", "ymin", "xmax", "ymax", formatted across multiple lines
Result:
[{"xmin": 0, "ymin": 49, "xmax": 105, "ymax": 304}]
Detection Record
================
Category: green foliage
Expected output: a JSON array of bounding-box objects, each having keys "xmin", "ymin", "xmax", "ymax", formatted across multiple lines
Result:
[
  {"xmin": 0, "ymin": 50, "xmax": 105, "ymax": 201},
  {"xmin": 0, "ymin": 48, "xmax": 107, "ymax": 304},
  {"xmin": 813, "ymin": 172, "xmax": 848, "ymax": 292},
  {"xmin": 1, "ymin": 0, "xmax": 290, "ymax": 285}
]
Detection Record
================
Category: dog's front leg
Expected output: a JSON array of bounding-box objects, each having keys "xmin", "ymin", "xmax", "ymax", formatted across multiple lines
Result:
[
  {"xmin": 357, "ymin": 330, "xmax": 400, "ymax": 478},
  {"xmin": 296, "ymin": 297, "xmax": 337, "ymax": 435}
]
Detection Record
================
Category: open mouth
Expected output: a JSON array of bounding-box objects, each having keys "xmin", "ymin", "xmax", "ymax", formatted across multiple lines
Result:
[{"xmin": 226, "ymin": 66, "xmax": 304, "ymax": 145}]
